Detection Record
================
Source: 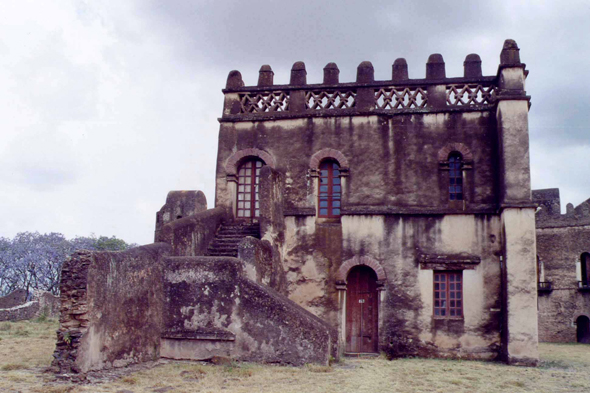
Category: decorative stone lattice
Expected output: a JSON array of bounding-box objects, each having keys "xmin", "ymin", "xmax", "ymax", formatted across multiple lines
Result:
[
  {"xmin": 446, "ymin": 84, "xmax": 497, "ymax": 106},
  {"xmin": 305, "ymin": 90, "xmax": 356, "ymax": 110},
  {"xmin": 239, "ymin": 92, "xmax": 289, "ymax": 113},
  {"xmin": 375, "ymin": 87, "xmax": 428, "ymax": 109}
]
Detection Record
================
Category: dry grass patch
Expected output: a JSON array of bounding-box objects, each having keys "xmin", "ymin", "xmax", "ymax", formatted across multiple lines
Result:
[
  {"xmin": 1, "ymin": 363, "xmax": 28, "ymax": 371},
  {"xmin": 1, "ymin": 321, "xmax": 590, "ymax": 392}
]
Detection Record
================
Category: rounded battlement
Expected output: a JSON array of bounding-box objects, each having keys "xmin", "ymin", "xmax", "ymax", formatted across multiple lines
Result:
[{"xmin": 221, "ymin": 40, "xmax": 527, "ymax": 120}]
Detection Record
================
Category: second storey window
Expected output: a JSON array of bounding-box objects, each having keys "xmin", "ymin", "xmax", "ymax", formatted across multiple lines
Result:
[
  {"xmin": 581, "ymin": 253, "xmax": 590, "ymax": 286},
  {"xmin": 434, "ymin": 271, "xmax": 463, "ymax": 318},
  {"xmin": 448, "ymin": 152, "xmax": 463, "ymax": 201},
  {"xmin": 237, "ymin": 159, "xmax": 263, "ymax": 221},
  {"xmin": 318, "ymin": 160, "xmax": 341, "ymax": 218}
]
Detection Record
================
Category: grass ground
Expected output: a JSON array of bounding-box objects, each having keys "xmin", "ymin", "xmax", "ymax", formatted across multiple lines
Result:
[{"xmin": 1, "ymin": 319, "xmax": 589, "ymax": 392}]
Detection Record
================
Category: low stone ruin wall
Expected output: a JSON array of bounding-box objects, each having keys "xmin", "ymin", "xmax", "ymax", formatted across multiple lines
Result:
[
  {"xmin": 52, "ymin": 243, "xmax": 172, "ymax": 374},
  {"xmin": 0, "ymin": 290, "xmax": 60, "ymax": 322},
  {"xmin": 161, "ymin": 256, "xmax": 338, "ymax": 365},
  {"xmin": 156, "ymin": 207, "xmax": 229, "ymax": 256},
  {"xmin": 0, "ymin": 289, "xmax": 28, "ymax": 308},
  {"xmin": 237, "ymin": 236, "xmax": 287, "ymax": 295}
]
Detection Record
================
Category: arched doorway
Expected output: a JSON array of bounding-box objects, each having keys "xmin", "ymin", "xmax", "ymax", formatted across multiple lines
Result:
[
  {"xmin": 346, "ymin": 265, "xmax": 378, "ymax": 353},
  {"xmin": 236, "ymin": 158, "xmax": 264, "ymax": 222},
  {"xmin": 576, "ymin": 316, "xmax": 590, "ymax": 343}
]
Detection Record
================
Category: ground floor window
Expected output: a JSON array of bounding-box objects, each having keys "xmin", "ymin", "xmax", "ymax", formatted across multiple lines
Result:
[{"xmin": 434, "ymin": 271, "xmax": 463, "ymax": 317}]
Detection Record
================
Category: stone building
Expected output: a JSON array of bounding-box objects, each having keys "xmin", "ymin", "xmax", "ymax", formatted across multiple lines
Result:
[
  {"xmin": 534, "ymin": 188, "xmax": 590, "ymax": 343},
  {"xmin": 52, "ymin": 39, "xmax": 539, "ymax": 375}
]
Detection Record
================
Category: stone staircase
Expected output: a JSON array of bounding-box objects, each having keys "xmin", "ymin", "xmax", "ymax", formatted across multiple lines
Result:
[{"xmin": 205, "ymin": 222, "xmax": 261, "ymax": 257}]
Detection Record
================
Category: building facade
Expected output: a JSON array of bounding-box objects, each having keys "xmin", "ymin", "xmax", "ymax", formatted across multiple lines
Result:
[
  {"xmin": 534, "ymin": 188, "xmax": 590, "ymax": 343},
  {"xmin": 52, "ymin": 39, "xmax": 540, "ymax": 374},
  {"xmin": 214, "ymin": 39, "xmax": 538, "ymax": 364}
]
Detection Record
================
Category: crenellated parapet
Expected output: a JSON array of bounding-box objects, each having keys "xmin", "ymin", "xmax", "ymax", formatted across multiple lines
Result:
[{"xmin": 220, "ymin": 39, "xmax": 528, "ymax": 121}]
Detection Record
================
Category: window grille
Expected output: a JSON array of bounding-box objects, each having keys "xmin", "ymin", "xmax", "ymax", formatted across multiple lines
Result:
[
  {"xmin": 318, "ymin": 160, "xmax": 341, "ymax": 218},
  {"xmin": 448, "ymin": 153, "xmax": 463, "ymax": 201},
  {"xmin": 434, "ymin": 271, "xmax": 463, "ymax": 318}
]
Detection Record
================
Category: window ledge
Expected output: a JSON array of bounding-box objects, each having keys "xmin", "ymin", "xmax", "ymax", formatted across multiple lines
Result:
[
  {"xmin": 315, "ymin": 217, "xmax": 341, "ymax": 225},
  {"xmin": 420, "ymin": 253, "xmax": 481, "ymax": 270}
]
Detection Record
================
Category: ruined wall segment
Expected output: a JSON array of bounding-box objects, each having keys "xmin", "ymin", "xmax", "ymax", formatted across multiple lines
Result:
[
  {"xmin": 156, "ymin": 207, "xmax": 230, "ymax": 257},
  {"xmin": 533, "ymin": 188, "xmax": 590, "ymax": 343},
  {"xmin": 0, "ymin": 290, "xmax": 59, "ymax": 322},
  {"xmin": 52, "ymin": 243, "xmax": 171, "ymax": 374},
  {"xmin": 161, "ymin": 256, "xmax": 337, "ymax": 365},
  {"xmin": 155, "ymin": 190, "xmax": 207, "ymax": 241},
  {"xmin": 0, "ymin": 289, "xmax": 28, "ymax": 308}
]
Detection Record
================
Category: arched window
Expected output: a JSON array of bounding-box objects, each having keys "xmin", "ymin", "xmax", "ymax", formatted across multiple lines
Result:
[
  {"xmin": 318, "ymin": 159, "xmax": 341, "ymax": 218},
  {"xmin": 581, "ymin": 253, "xmax": 590, "ymax": 286},
  {"xmin": 237, "ymin": 158, "xmax": 264, "ymax": 221},
  {"xmin": 448, "ymin": 152, "xmax": 463, "ymax": 201}
]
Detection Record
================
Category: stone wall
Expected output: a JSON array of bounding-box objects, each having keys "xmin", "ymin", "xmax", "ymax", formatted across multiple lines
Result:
[
  {"xmin": 0, "ymin": 290, "xmax": 60, "ymax": 322},
  {"xmin": 161, "ymin": 256, "xmax": 337, "ymax": 365},
  {"xmin": 155, "ymin": 190, "xmax": 207, "ymax": 240},
  {"xmin": 52, "ymin": 243, "xmax": 171, "ymax": 374},
  {"xmin": 281, "ymin": 213, "xmax": 504, "ymax": 360},
  {"xmin": 237, "ymin": 236, "xmax": 287, "ymax": 295},
  {"xmin": 536, "ymin": 224, "xmax": 590, "ymax": 342},
  {"xmin": 0, "ymin": 289, "xmax": 28, "ymax": 308},
  {"xmin": 156, "ymin": 207, "xmax": 229, "ymax": 256},
  {"xmin": 534, "ymin": 188, "xmax": 590, "ymax": 228},
  {"xmin": 533, "ymin": 188, "xmax": 590, "ymax": 343},
  {"xmin": 215, "ymin": 113, "xmax": 499, "ymax": 214}
]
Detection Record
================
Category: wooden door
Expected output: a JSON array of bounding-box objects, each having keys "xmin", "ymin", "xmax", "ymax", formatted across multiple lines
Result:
[{"xmin": 346, "ymin": 265, "xmax": 378, "ymax": 353}]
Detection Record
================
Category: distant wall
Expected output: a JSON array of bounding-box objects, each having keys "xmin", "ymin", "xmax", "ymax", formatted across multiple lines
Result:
[
  {"xmin": 534, "ymin": 188, "xmax": 590, "ymax": 228},
  {"xmin": 0, "ymin": 290, "xmax": 59, "ymax": 322},
  {"xmin": 537, "ymin": 225, "xmax": 590, "ymax": 342},
  {"xmin": 161, "ymin": 256, "xmax": 337, "ymax": 365},
  {"xmin": 533, "ymin": 188, "xmax": 561, "ymax": 218},
  {"xmin": 0, "ymin": 289, "xmax": 28, "ymax": 308},
  {"xmin": 156, "ymin": 207, "xmax": 229, "ymax": 256},
  {"xmin": 52, "ymin": 243, "xmax": 171, "ymax": 374}
]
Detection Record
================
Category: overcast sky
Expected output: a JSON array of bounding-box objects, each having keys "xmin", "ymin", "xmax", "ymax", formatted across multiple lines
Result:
[{"xmin": 1, "ymin": 0, "xmax": 589, "ymax": 245}]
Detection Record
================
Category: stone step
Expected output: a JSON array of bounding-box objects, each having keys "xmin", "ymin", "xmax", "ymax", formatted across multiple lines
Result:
[
  {"xmin": 217, "ymin": 228, "xmax": 260, "ymax": 234},
  {"xmin": 210, "ymin": 239, "xmax": 244, "ymax": 245},
  {"xmin": 208, "ymin": 245, "xmax": 240, "ymax": 251},
  {"xmin": 204, "ymin": 223, "xmax": 260, "ymax": 257},
  {"xmin": 216, "ymin": 231, "xmax": 259, "ymax": 236},
  {"xmin": 221, "ymin": 225, "xmax": 260, "ymax": 231},
  {"xmin": 220, "ymin": 226, "xmax": 259, "ymax": 230}
]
